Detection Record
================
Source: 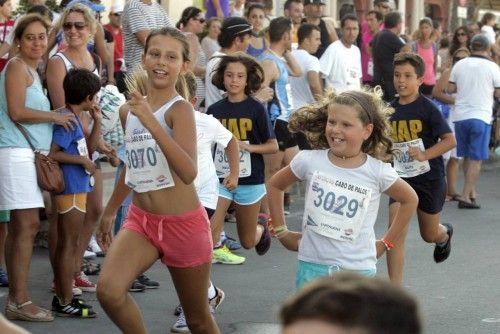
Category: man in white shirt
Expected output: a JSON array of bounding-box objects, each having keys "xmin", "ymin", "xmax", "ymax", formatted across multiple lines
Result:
[
  {"xmin": 290, "ymin": 23, "xmax": 322, "ymax": 111},
  {"xmin": 319, "ymin": 14, "xmax": 361, "ymax": 93},
  {"xmin": 448, "ymin": 34, "xmax": 500, "ymax": 209}
]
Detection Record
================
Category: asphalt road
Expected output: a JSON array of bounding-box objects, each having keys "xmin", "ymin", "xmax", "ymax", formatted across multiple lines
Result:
[{"xmin": 2, "ymin": 156, "xmax": 500, "ymax": 334}]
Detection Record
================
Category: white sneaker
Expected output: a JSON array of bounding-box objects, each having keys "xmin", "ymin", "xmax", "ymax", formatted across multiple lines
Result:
[
  {"xmin": 88, "ymin": 236, "xmax": 104, "ymax": 257},
  {"xmin": 83, "ymin": 250, "xmax": 96, "ymax": 259},
  {"xmin": 171, "ymin": 309, "xmax": 190, "ymax": 333}
]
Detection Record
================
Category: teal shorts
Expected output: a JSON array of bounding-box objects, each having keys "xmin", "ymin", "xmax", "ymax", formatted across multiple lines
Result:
[
  {"xmin": 0, "ymin": 210, "xmax": 9, "ymax": 222},
  {"xmin": 218, "ymin": 183, "xmax": 266, "ymax": 205},
  {"xmin": 296, "ymin": 260, "xmax": 376, "ymax": 289}
]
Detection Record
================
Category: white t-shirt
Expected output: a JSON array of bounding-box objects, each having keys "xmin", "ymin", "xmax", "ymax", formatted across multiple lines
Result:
[
  {"xmin": 289, "ymin": 49, "xmax": 320, "ymax": 111},
  {"xmin": 319, "ymin": 40, "xmax": 362, "ymax": 93},
  {"xmin": 194, "ymin": 112, "xmax": 233, "ymax": 209},
  {"xmin": 290, "ymin": 150, "xmax": 398, "ymax": 270},
  {"xmin": 449, "ymin": 56, "xmax": 500, "ymax": 124},
  {"xmin": 205, "ymin": 51, "xmax": 226, "ymax": 109}
]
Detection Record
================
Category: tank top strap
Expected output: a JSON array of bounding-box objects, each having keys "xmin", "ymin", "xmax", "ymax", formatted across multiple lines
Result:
[{"xmin": 53, "ymin": 52, "xmax": 74, "ymax": 72}]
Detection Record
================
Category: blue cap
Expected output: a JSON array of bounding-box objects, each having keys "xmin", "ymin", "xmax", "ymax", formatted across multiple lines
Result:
[{"xmin": 68, "ymin": 0, "xmax": 105, "ymax": 12}]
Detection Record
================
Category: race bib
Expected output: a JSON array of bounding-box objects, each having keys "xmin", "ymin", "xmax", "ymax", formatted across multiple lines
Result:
[
  {"xmin": 76, "ymin": 138, "xmax": 88, "ymax": 157},
  {"xmin": 214, "ymin": 142, "xmax": 251, "ymax": 178},
  {"xmin": 392, "ymin": 138, "xmax": 430, "ymax": 178},
  {"xmin": 304, "ymin": 171, "xmax": 372, "ymax": 242},
  {"xmin": 124, "ymin": 132, "xmax": 175, "ymax": 193}
]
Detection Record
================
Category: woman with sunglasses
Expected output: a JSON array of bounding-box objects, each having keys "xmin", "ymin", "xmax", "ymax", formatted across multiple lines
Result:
[
  {"xmin": 449, "ymin": 26, "xmax": 471, "ymax": 62},
  {"xmin": 45, "ymin": 3, "xmax": 109, "ymax": 297},
  {"xmin": 0, "ymin": 14, "xmax": 75, "ymax": 322},
  {"xmin": 432, "ymin": 47, "xmax": 471, "ymax": 202},
  {"xmin": 177, "ymin": 6, "xmax": 207, "ymax": 110}
]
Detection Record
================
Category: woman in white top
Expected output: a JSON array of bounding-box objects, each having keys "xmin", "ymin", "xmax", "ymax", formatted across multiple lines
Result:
[{"xmin": 201, "ymin": 17, "xmax": 221, "ymax": 60}]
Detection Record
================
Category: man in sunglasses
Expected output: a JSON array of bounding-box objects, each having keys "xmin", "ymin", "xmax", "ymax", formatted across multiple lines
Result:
[{"xmin": 104, "ymin": 1, "xmax": 126, "ymax": 93}]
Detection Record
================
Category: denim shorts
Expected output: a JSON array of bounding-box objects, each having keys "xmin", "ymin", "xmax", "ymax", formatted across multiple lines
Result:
[
  {"xmin": 217, "ymin": 183, "xmax": 266, "ymax": 205},
  {"xmin": 454, "ymin": 119, "xmax": 491, "ymax": 160},
  {"xmin": 296, "ymin": 260, "xmax": 376, "ymax": 289}
]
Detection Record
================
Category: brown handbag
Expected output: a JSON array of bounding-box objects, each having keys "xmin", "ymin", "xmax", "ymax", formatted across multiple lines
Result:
[{"xmin": 15, "ymin": 123, "xmax": 65, "ymax": 193}]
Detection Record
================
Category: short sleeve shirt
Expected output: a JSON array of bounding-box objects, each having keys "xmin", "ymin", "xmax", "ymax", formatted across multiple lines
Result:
[
  {"xmin": 390, "ymin": 95, "xmax": 451, "ymax": 182},
  {"xmin": 290, "ymin": 49, "xmax": 320, "ymax": 111}
]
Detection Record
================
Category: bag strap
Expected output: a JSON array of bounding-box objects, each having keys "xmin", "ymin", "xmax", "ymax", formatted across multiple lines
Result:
[{"xmin": 14, "ymin": 123, "xmax": 36, "ymax": 152}]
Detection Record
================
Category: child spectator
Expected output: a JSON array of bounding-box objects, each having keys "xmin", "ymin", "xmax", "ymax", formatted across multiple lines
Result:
[{"xmin": 49, "ymin": 68, "xmax": 101, "ymax": 317}]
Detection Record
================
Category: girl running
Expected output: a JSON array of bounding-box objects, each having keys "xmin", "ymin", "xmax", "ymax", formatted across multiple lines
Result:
[
  {"xmin": 267, "ymin": 90, "xmax": 418, "ymax": 288},
  {"xmin": 95, "ymin": 27, "xmax": 219, "ymax": 334},
  {"xmin": 207, "ymin": 53, "xmax": 278, "ymax": 265}
]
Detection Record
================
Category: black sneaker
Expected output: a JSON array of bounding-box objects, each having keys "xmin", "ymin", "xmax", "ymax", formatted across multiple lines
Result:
[
  {"xmin": 434, "ymin": 223, "xmax": 453, "ymax": 263},
  {"xmin": 137, "ymin": 274, "xmax": 159, "ymax": 289},
  {"xmin": 52, "ymin": 296, "xmax": 93, "ymax": 310},
  {"xmin": 255, "ymin": 214, "xmax": 271, "ymax": 256},
  {"xmin": 128, "ymin": 279, "xmax": 146, "ymax": 292},
  {"xmin": 52, "ymin": 296, "xmax": 96, "ymax": 318}
]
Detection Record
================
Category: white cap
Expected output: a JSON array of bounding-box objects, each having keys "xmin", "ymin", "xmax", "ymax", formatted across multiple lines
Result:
[{"xmin": 110, "ymin": 0, "xmax": 124, "ymax": 13}]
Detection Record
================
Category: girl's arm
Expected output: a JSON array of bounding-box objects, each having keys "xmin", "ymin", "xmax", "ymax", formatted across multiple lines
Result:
[
  {"xmin": 379, "ymin": 178, "xmax": 418, "ymax": 257},
  {"xmin": 267, "ymin": 166, "xmax": 302, "ymax": 251},
  {"xmin": 408, "ymin": 132, "xmax": 456, "ymax": 162},
  {"xmin": 5, "ymin": 60, "xmax": 75, "ymax": 129},
  {"xmin": 238, "ymin": 138, "xmax": 278, "ymax": 154},
  {"xmin": 97, "ymin": 167, "xmax": 131, "ymax": 251},
  {"xmin": 223, "ymin": 136, "xmax": 240, "ymax": 191},
  {"xmin": 49, "ymin": 142, "xmax": 96, "ymax": 174}
]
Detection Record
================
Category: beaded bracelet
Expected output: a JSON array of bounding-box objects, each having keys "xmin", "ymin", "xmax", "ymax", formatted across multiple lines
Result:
[{"xmin": 381, "ymin": 238, "xmax": 395, "ymax": 251}]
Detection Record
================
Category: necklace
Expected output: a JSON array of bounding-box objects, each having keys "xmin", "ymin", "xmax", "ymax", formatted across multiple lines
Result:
[{"xmin": 329, "ymin": 149, "xmax": 362, "ymax": 160}]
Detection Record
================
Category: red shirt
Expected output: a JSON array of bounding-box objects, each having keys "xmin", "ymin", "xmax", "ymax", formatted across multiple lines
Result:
[
  {"xmin": 0, "ymin": 19, "xmax": 15, "ymax": 72},
  {"xmin": 103, "ymin": 23, "xmax": 123, "ymax": 72}
]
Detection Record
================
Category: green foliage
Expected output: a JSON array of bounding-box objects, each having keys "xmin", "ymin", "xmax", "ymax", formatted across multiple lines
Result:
[{"xmin": 14, "ymin": 0, "xmax": 61, "ymax": 16}]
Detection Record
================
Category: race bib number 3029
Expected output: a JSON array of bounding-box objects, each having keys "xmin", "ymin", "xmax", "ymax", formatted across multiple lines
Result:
[{"xmin": 304, "ymin": 171, "xmax": 372, "ymax": 242}]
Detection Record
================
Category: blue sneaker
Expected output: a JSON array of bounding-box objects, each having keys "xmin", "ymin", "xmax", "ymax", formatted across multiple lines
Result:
[{"xmin": 0, "ymin": 267, "xmax": 8, "ymax": 287}]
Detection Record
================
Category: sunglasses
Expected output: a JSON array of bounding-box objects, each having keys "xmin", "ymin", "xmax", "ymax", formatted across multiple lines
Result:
[
  {"xmin": 193, "ymin": 17, "xmax": 205, "ymax": 24},
  {"xmin": 63, "ymin": 21, "xmax": 87, "ymax": 31}
]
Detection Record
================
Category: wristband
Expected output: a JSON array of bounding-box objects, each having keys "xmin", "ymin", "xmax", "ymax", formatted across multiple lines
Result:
[{"xmin": 381, "ymin": 238, "xmax": 394, "ymax": 251}]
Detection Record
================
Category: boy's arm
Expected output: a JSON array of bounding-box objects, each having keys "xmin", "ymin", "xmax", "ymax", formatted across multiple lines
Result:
[
  {"xmin": 49, "ymin": 142, "xmax": 96, "ymax": 173},
  {"xmin": 88, "ymin": 106, "xmax": 103, "ymax": 153},
  {"xmin": 222, "ymin": 136, "xmax": 240, "ymax": 191},
  {"xmin": 238, "ymin": 138, "xmax": 278, "ymax": 154},
  {"xmin": 408, "ymin": 132, "xmax": 456, "ymax": 162}
]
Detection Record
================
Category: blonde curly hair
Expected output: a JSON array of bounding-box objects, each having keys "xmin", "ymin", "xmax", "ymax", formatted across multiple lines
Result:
[{"xmin": 288, "ymin": 88, "xmax": 394, "ymax": 160}]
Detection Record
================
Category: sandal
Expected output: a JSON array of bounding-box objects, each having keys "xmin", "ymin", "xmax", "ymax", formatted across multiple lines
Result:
[
  {"xmin": 5, "ymin": 300, "xmax": 54, "ymax": 322},
  {"xmin": 446, "ymin": 193, "xmax": 460, "ymax": 201}
]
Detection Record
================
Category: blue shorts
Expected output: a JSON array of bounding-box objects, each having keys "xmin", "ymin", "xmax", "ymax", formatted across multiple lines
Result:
[
  {"xmin": 454, "ymin": 119, "xmax": 491, "ymax": 160},
  {"xmin": 296, "ymin": 260, "xmax": 376, "ymax": 289},
  {"xmin": 218, "ymin": 183, "xmax": 266, "ymax": 205}
]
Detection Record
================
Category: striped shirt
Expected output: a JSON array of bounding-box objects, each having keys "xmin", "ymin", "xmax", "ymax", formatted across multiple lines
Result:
[{"xmin": 122, "ymin": 0, "xmax": 172, "ymax": 74}]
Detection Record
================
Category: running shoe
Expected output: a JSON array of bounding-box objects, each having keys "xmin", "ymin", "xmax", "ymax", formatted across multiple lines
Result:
[
  {"xmin": 83, "ymin": 250, "xmax": 96, "ymax": 259},
  {"xmin": 0, "ymin": 267, "xmax": 8, "ymax": 287},
  {"xmin": 171, "ymin": 309, "xmax": 190, "ymax": 333},
  {"xmin": 209, "ymin": 287, "xmax": 225, "ymax": 314},
  {"xmin": 434, "ymin": 223, "xmax": 453, "ymax": 263},
  {"xmin": 129, "ymin": 279, "xmax": 146, "ymax": 292},
  {"xmin": 52, "ymin": 297, "xmax": 93, "ymax": 311},
  {"xmin": 88, "ymin": 236, "xmax": 104, "ymax": 257},
  {"xmin": 52, "ymin": 296, "xmax": 96, "ymax": 318},
  {"xmin": 221, "ymin": 234, "xmax": 242, "ymax": 251},
  {"xmin": 212, "ymin": 246, "xmax": 245, "ymax": 265},
  {"xmin": 137, "ymin": 274, "xmax": 159, "ymax": 289},
  {"xmin": 255, "ymin": 214, "xmax": 271, "ymax": 256},
  {"xmin": 74, "ymin": 272, "xmax": 97, "ymax": 292}
]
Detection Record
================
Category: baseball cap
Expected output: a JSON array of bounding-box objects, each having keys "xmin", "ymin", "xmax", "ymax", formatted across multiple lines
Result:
[
  {"xmin": 303, "ymin": 0, "xmax": 326, "ymax": 5},
  {"xmin": 110, "ymin": 1, "xmax": 124, "ymax": 13},
  {"xmin": 221, "ymin": 17, "xmax": 258, "ymax": 37},
  {"xmin": 67, "ymin": 0, "xmax": 105, "ymax": 12},
  {"xmin": 470, "ymin": 34, "xmax": 490, "ymax": 51}
]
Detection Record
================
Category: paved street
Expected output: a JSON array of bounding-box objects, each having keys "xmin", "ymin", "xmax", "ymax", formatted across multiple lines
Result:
[{"xmin": 2, "ymin": 156, "xmax": 500, "ymax": 334}]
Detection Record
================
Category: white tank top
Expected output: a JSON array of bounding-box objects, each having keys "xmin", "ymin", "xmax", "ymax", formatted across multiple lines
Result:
[{"xmin": 124, "ymin": 95, "xmax": 184, "ymax": 193}]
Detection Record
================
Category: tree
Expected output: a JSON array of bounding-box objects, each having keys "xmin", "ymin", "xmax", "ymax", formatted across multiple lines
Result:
[{"xmin": 14, "ymin": 0, "xmax": 61, "ymax": 16}]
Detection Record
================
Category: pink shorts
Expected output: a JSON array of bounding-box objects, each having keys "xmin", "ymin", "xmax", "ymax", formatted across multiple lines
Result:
[{"xmin": 122, "ymin": 203, "xmax": 213, "ymax": 268}]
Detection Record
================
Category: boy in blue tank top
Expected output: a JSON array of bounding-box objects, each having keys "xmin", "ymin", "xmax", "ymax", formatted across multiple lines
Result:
[{"xmin": 49, "ymin": 68, "xmax": 102, "ymax": 318}]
